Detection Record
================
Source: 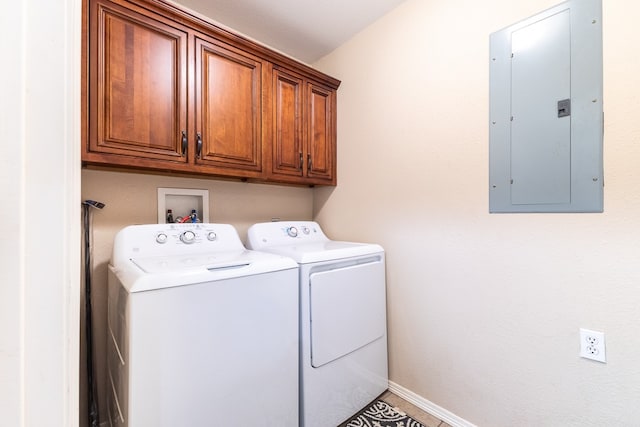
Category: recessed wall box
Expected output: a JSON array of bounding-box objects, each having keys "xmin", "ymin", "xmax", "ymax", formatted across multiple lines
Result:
[
  {"xmin": 157, "ymin": 188, "xmax": 210, "ymax": 223},
  {"xmin": 489, "ymin": 0, "xmax": 603, "ymax": 213}
]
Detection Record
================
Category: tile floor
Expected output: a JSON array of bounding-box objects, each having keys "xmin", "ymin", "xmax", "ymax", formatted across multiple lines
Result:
[{"xmin": 379, "ymin": 390, "xmax": 452, "ymax": 427}]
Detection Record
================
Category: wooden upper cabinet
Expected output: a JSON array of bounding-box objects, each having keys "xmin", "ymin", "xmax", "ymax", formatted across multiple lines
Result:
[
  {"xmin": 270, "ymin": 68, "xmax": 336, "ymax": 185},
  {"xmin": 83, "ymin": 0, "xmax": 340, "ymax": 185},
  {"xmin": 194, "ymin": 38, "xmax": 265, "ymax": 177},
  {"xmin": 87, "ymin": 0, "xmax": 188, "ymax": 165}
]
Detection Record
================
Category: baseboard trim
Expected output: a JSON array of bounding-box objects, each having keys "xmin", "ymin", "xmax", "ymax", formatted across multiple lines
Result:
[{"xmin": 387, "ymin": 381, "xmax": 477, "ymax": 427}]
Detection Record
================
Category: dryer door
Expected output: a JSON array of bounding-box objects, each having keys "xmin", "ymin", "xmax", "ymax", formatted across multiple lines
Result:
[{"xmin": 309, "ymin": 257, "xmax": 386, "ymax": 368}]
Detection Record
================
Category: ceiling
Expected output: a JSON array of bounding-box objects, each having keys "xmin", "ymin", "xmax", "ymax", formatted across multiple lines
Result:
[{"xmin": 172, "ymin": 0, "xmax": 407, "ymax": 63}]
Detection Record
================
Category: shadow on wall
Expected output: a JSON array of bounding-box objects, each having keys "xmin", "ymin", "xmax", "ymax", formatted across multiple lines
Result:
[{"xmin": 311, "ymin": 185, "xmax": 336, "ymax": 219}]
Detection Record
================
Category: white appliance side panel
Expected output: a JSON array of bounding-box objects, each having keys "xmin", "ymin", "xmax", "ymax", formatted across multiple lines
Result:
[
  {"xmin": 126, "ymin": 269, "xmax": 298, "ymax": 427},
  {"xmin": 309, "ymin": 259, "xmax": 386, "ymax": 368},
  {"xmin": 107, "ymin": 269, "xmax": 129, "ymax": 426}
]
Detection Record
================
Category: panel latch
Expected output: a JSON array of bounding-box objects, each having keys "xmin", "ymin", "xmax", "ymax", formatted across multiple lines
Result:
[{"xmin": 557, "ymin": 98, "xmax": 571, "ymax": 117}]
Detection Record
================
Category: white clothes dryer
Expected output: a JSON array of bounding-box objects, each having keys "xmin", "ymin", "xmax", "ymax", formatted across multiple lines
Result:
[
  {"xmin": 247, "ymin": 221, "xmax": 388, "ymax": 427},
  {"xmin": 107, "ymin": 223, "xmax": 299, "ymax": 427}
]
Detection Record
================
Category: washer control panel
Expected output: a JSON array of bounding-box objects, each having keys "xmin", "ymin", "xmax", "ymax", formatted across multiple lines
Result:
[{"xmin": 112, "ymin": 223, "xmax": 243, "ymax": 268}]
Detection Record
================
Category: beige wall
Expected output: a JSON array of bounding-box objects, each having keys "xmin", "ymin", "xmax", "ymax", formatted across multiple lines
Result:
[
  {"xmin": 81, "ymin": 169, "xmax": 313, "ymax": 425},
  {"xmin": 314, "ymin": 0, "xmax": 640, "ymax": 425}
]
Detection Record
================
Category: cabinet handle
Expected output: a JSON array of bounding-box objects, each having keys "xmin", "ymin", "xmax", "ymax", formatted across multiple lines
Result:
[
  {"xmin": 181, "ymin": 131, "xmax": 187, "ymax": 156},
  {"xmin": 196, "ymin": 133, "xmax": 202, "ymax": 159},
  {"xmin": 299, "ymin": 152, "xmax": 303, "ymax": 171},
  {"xmin": 307, "ymin": 153, "xmax": 312, "ymax": 171}
]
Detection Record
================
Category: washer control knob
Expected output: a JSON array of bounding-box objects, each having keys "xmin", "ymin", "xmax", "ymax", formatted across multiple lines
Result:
[
  {"xmin": 156, "ymin": 233, "xmax": 168, "ymax": 244},
  {"xmin": 302, "ymin": 226, "xmax": 310, "ymax": 235},
  {"xmin": 206, "ymin": 231, "xmax": 217, "ymax": 241},
  {"xmin": 180, "ymin": 230, "xmax": 196, "ymax": 244},
  {"xmin": 287, "ymin": 226, "xmax": 298, "ymax": 238}
]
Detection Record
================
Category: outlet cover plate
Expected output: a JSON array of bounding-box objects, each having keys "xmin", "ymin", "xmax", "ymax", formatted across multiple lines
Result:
[{"xmin": 579, "ymin": 328, "xmax": 606, "ymax": 363}]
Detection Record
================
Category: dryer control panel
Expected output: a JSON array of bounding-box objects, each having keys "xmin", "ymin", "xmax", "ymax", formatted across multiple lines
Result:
[{"xmin": 247, "ymin": 221, "xmax": 328, "ymax": 249}]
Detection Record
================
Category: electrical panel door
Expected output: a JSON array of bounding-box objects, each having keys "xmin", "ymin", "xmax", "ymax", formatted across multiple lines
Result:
[{"xmin": 489, "ymin": 0, "xmax": 603, "ymax": 213}]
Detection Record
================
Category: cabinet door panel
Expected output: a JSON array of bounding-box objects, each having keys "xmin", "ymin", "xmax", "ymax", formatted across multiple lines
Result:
[
  {"xmin": 91, "ymin": 2, "xmax": 187, "ymax": 162},
  {"xmin": 196, "ymin": 39, "xmax": 263, "ymax": 175},
  {"xmin": 271, "ymin": 69, "xmax": 303, "ymax": 178},
  {"xmin": 307, "ymin": 83, "xmax": 335, "ymax": 183}
]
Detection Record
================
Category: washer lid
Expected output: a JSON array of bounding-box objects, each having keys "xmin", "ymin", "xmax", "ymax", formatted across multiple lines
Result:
[
  {"xmin": 113, "ymin": 250, "xmax": 297, "ymax": 293},
  {"xmin": 130, "ymin": 250, "xmax": 249, "ymax": 274}
]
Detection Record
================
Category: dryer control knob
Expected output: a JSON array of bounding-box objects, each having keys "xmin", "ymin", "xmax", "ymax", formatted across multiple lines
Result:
[
  {"xmin": 302, "ymin": 226, "xmax": 310, "ymax": 235},
  {"xmin": 156, "ymin": 233, "xmax": 168, "ymax": 244},
  {"xmin": 206, "ymin": 231, "xmax": 217, "ymax": 241},
  {"xmin": 287, "ymin": 226, "xmax": 298, "ymax": 238},
  {"xmin": 180, "ymin": 230, "xmax": 196, "ymax": 244}
]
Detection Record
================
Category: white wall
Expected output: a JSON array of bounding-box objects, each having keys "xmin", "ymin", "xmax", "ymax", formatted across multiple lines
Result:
[
  {"xmin": 0, "ymin": 0, "xmax": 81, "ymax": 426},
  {"xmin": 314, "ymin": 0, "xmax": 640, "ymax": 425}
]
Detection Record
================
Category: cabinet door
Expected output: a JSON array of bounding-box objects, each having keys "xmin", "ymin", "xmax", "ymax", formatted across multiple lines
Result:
[
  {"xmin": 271, "ymin": 69, "xmax": 304, "ymax": 179},
  {"xmin": 88, "ymin": 0, "xmax": 188, "ymax": 164},
  {"xmin": 195, "ymin": 38, "xmax": 265, "ymax": 177},
  {"xmin": 306, "ymin": 83, "xmax": 336, "ymax": 184}
]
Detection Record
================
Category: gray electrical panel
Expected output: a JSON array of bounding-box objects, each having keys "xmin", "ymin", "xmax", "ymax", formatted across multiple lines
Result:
[{"xmin": 489, "ymin": 0, "xmax": 603, "ymax": 213}]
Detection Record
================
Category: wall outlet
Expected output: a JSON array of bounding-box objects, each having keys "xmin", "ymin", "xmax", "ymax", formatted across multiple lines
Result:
[{"xmin": 579, "ymin": 328, "xmax": 606, "ymax": 363}]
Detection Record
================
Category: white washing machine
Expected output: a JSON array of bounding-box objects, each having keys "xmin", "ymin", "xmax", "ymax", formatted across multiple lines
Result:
[
  {"xmin": 247, "ymin": 221, "xmax": 388, "ymax": 427},
  {"xmin": 107, "ymin": 223, "xmax": 299, "ymax": 426}
]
